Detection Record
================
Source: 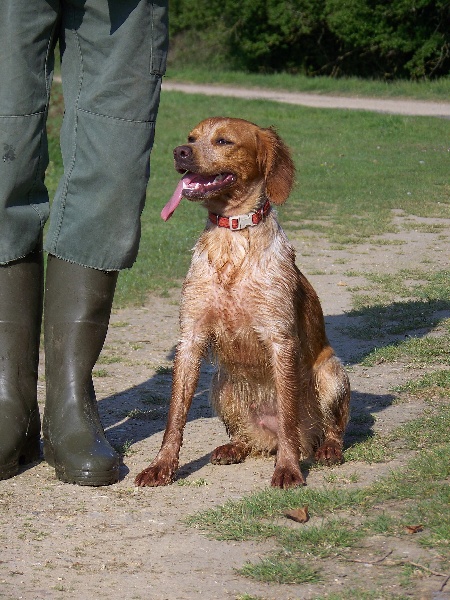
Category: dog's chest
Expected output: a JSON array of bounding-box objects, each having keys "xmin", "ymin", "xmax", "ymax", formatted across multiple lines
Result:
[
  {"xmin": 184, "ymin": 261, "xmax": 265, "ymax": 351},
  {"xmin": 210, "ymin": 283, "xmax": 253, "ymax": 331},
  {"xmin": 207, "ymin": 283, "xmax": 267, "ymax": 372}
]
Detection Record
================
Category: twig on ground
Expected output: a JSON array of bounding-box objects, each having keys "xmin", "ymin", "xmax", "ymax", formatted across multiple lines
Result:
[
  {"xmin": 338, "ymin": 549, "xmax": 393, "ymax": 564},
  {"xmin": 339, "ymin": 550, "xmax": 450, "ymax": 591}
]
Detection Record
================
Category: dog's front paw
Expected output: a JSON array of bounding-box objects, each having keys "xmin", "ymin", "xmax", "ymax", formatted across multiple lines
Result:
[
  {"xmin": 271, "ymin": 466, "xmax": 306, "ymax": 489},
  {"xmin": 134, "ymin": 461, "xmax": 176, "ymax": 487},
  {"xmin": 315, "ymin": 440, "xmax": 343, "ymax": 465}
]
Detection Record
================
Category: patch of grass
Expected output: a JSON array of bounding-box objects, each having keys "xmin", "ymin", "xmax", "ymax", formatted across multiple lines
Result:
[
  {"xmin": 279, "ymin": 518, "xmax": 363, "ymax": 558},
  {"xmin": 345, "ymin": 267, "xmax": 450, "ymax": 401},
  {"xmin": 187, "ymin": 404, "xmax": 450, "ymax": 593},
  {"xmin": 361, "ymin": 324, "xmax": 450, "ymax": 367},
  {"xmin": 97, "ymin": 354, "xmax": 122, "ymax": 365},
  {"xmin": 46, "ymin": 80, "xmax": 450, "ymax": 306},
  {"xmin": 92, "ymin": 369, "xmax": 109, "ymax": 378},
  {"xmin": 113, "ymin": 440, "xmax": 134, "ymax": 457},
  {"xmin": 126, "ymin": 407, "xmax": 166, "ymax": 421},
  {"xmin": 186, "ymin": 486, "xmax": 359, "ymax": 540},
  {"xmin": 347, "ymin": 269, "xmax": 450, "ymax": 340},
  {"xmin": 238, "ymin": 556, "xmax": 320, "ymax": 584},
  {"xmin": 366, "ymin": 269, "xmax": 450, "ymax": 300},
  {"xmin": 313, "ymin": 591, "xmax": 410, "ymax": 600},
  {"xmin": 155, "ymin": 365, "xmax": 173, "ymax": 375},
  {"xmin": 403, "ymin": 221, "xmax": 448, "ymax": 233},
  {"xmin": 363, "ymin": 511, "xmax": 399, "ymax": 536},
  {"xmin": 392, "ymin": 404, "xmax": 450, "ymax": 450},
  {"xmin": 323, "ymin": 472, "xmax": 361, "ymax": 485},
  {"xmin": 141, "ymin": 393, "xmax": 169, "ymax": 405},
  {"xmin": 394, "ymin": 369, "xmax": 450, "ymax": 397},
  {"xmin": 343, "ymin": 434, "xmax": 393, "ymax": 463},
  {"xmin": 177, "ymin": 478, "xmax": 208, "ymax": 487}
]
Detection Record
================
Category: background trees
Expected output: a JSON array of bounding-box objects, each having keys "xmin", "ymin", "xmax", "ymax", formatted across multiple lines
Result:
[{"xmin": 169, "ymin": 0, "xmax": 450, "ymax": 79}]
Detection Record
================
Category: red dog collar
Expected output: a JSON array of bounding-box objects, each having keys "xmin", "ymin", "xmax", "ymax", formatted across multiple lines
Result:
[{"xmin": 209, "ymin": 200, "xmax": 271, "ymax": 231}]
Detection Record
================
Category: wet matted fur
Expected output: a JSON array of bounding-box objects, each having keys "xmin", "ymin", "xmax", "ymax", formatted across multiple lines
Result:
[{"xmin": 135, "ymin": 117, "xmax": 350, "ymax": 489}]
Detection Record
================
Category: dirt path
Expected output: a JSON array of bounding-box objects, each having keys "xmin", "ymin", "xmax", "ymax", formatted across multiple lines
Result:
[
  {"xmin": 162, "ymin": 81, "xmax": 450, "ymax": 117},
  {"xmin": 1, "ymin": 208, "xmax": 448, "ymax": 599}
]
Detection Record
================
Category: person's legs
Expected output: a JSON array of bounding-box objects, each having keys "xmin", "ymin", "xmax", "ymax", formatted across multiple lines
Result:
[
  {"xmin": 0, "ymin": 1, "xmax": 59, "ymax": 479},
  {"xmin": 45, "ymin": 0, "xmax": 169, "ymax": 270},
  {"xmin": 43, "ymin": 0, "xmax": 168, "ymax": 485},
  {"xmin": 0, "ymin": 1, "xmax": 59, "ymax": 264}
]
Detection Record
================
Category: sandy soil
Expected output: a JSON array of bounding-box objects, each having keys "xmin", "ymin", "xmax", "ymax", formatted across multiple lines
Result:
[
  {"xmin": 1, "ymin": 90, "xmax": 449, "ymax": 600},
  {"xmin": 1, "ymin": 209, "xmax": 448, "ymax": 600}
]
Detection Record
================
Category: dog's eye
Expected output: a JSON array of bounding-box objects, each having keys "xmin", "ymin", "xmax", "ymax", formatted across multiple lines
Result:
[
  {"xmin": 215, "ymin": 138, "xmax": 233, "ymax": 146},
  {"xmin": 187, "ymin": 136, "xmax": 196, "ymax": 143}
]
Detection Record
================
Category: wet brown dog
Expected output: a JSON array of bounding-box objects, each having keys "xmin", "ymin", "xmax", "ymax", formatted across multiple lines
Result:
[{"xmin": 135, "ymin": 117, "xmax": 350, "ymax": 489}]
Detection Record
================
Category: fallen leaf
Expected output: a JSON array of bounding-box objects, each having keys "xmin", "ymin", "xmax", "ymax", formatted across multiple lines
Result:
[
  {"xmin": 405, "ymin": 524, "xmax": 423, "ymax": 534},
  {"xmin": 284, "ymin": 506, "xmax": 309, "ymax": 523}
]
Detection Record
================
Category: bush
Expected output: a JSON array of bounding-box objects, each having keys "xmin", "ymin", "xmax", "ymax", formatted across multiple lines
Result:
[
  {"xmin": 168, "ymin": 0, "xmax": 450, "ymax": 79},
  {"xmin": 326, "ymin": 0, "xmax": 450, "ymax": 78}
]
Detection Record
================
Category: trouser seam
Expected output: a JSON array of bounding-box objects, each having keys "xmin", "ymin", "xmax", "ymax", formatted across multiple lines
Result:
[
  {"xmin": 0, "ymin": 111, "xmax": 46, "ymax": 119},
  {"xmin": 77, "ymin": 107, "xmax": 156, "ymax": 125},
  {"xmin": 28, "ymin": 18, "xmax": 59, "ymax": 212},
  {"xmin": 30, "ymin": 204, "xmax": 47, "ymax": 228},
  {"xmin": 49, "ymin": 21, "xmax": 84, "ymax": 251}
]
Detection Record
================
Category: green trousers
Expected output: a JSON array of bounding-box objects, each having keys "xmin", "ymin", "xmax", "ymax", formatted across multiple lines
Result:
[{"xmin": 0, "ymin": 0, "xmax": 168, "ymax": 270}]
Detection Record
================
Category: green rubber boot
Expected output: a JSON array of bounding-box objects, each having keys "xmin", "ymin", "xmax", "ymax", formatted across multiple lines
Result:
[
  {"xmin": 0, "ymin": 246, "xmax": 43, "ymax": 480},
  {"xmin": 43, "ymin": 255, "xmax": 120, "ymax": 486}
]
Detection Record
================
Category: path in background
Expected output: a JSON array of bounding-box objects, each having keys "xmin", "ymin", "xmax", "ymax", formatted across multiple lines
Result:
[{"xmin": 163, "ymin": 80, "xmax": 450, "ymax": 118}]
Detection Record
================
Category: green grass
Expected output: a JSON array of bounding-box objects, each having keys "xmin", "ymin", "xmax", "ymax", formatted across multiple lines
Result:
[
  {"xmin": 113, "ymin": 91, "xmax": 450, "ymax": 304},
  {"xmin": 46, "ymin": 80, "xmax": 450, "ymax": 306},
  {"xmin": 343, "ymin": 269, "xmax": 450, "ymax": 389},
  {"xmin": 394, "ymin": 370, "xmax": 450, "ymax": 396},
  {"xmin": 343, "ymin": 433, "xmax": 393, "ymax": 463},
  {"xmin": 187, "ymin": 425, "xmax": 450, "ymax": 589},
  {"xmin": 346, "ymin": 269, "xmax": 450, "ymax": 341},
  {"xmin": 184, "ymin": 266, "xmax": 450, "ymax": 594},
  {"xmin": 313, "ymin": 591, "xmax": 410, "ymax": 600},
  {"xmin": 359, "ymin": 317, "xmax": 450, "ymax": 368},
  {"xmin": 239, "ymin": 557, "xmax": 320, "ymax": 584},
  {"xmin": 167, "ymin": 66, "xmax": 450, "ymax": 102}
]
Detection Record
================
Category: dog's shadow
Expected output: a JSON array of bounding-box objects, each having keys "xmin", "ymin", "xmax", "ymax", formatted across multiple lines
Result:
[
  {"xmin": 98, "ymin": 351, "xmax": 391, "ymax": 483},
  {"xmin": 98, "ymin": 297, "xmax": 449, "ymax": 482},
  {"xmin": 100, "ymin": 348, "xmax": 216, "ymax": 480}
]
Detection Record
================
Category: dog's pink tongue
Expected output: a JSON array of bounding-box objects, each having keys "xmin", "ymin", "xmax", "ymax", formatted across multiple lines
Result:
[{"xmin": 161, "ymin": 173, "xmax": 192, "ymax": 221}]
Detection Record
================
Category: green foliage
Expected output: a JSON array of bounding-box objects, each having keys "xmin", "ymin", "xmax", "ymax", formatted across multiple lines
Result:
[
  {"xmin": 169, "ymin": 0, "xmax": 450, "ymax": 79},
  {"xmin": 326, "ymin": 0, "xmax": 450, "ymax": 78}
]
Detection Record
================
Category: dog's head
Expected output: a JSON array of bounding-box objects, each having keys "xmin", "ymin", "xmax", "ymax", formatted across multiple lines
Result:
[{"xmin": 161, "ymin": 117, "xmax": 295, "ymax": 220}]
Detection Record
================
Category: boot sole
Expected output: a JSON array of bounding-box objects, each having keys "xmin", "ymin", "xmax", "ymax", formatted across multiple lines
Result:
[
  {"xmin": 0, "ymin": 436, "xmax": 41, "ymax": 480},
  {"xmin": 43, "ymin": 441, "xmax": 119, "ymax": 486},
  {"xmin": 54, "ymin": 466, "xmax": 120, "ymax": 486}
]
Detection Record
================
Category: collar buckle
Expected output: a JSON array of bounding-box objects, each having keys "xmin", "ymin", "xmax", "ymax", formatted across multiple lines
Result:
[
  {"xmin": 230, "ymin": 213, "xmax": 254, "ymax": 230},
  {"xmin": 209, "ymin": 200, "xmax": 271, "ymax": 231}
]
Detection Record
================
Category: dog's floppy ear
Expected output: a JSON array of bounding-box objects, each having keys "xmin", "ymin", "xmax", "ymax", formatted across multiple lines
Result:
[{"xmin": 256, "ymin": 126, "xmax": 295, "ymax": 205}]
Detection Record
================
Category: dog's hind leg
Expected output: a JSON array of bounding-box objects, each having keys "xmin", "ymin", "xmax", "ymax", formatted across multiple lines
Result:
[{"xmin": 313, "ymin": 352, "xmax": 350, "ymax": 465}]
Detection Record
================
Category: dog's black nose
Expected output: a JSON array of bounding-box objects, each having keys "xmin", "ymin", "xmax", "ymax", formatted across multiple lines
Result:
[{"xmin": 173, "ymin": 145, "xmax": 192, "ymax": 161}]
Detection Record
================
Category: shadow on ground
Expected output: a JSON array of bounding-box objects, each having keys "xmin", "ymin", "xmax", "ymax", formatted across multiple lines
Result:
[{"xmin": 95, "ymin": 297, "xmax": 448, "ymax": 480}]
